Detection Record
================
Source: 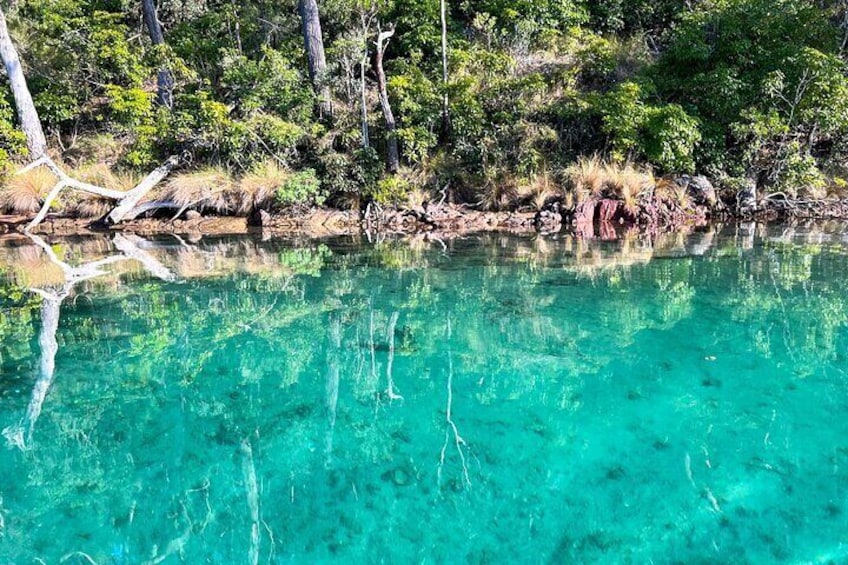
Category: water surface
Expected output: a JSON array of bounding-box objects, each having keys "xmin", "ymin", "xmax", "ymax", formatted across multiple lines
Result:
[{"xmin": 1, "ymin": 224, "xmax": 848, "ymax": 563}]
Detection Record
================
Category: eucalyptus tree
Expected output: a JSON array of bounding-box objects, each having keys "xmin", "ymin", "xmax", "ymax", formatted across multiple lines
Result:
[
  {"xmin": 298, "ymin": 0, "xmax": 333, "ymax": 119},
  {"xmin": 375, "ymin": 23, "xmax": 400, "ymax": 172},
  {"xmin": 0, "ymin": 6, "xmax": 46, "ymax": 157},
  {"xmin": 141, "ymin": 0, "xmax": 173, "ymax": 108}
]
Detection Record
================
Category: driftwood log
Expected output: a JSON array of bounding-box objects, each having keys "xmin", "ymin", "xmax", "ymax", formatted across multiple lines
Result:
[{"xmin": 19, "ymin": 155, "xmax": 179, "ymax": 232}]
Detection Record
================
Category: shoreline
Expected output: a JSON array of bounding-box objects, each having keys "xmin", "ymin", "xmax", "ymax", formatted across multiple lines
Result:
[{"xmin": 1, "ymin": 197, "xmax": 847, "ymax": 239}]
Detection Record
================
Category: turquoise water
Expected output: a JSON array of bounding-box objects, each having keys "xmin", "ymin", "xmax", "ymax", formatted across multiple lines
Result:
[{"xmin": 1, "ymin": 225, "xmax": 848, "ymax": 563}]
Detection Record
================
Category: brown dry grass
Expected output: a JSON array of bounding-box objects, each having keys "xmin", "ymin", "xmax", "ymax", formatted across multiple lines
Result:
[
  {"xmin": 604, "ymin": 162, "xmax": 654, "ymax": 212},
  {"xmin": 239, "ymin": 160, "xmax": 290, "ymax": 214},
  {"xmin": 655, "ymin": 177, "xmax": 690, "ymax": 208},
  {"xmin": 159, "ymin": 167, "xmax": 236, "ymax": 214},
  {"xmin": 0, "ymin": 168, "xmax": 57, "ymax": 214},
  {"xmin": 565, "ymin": 155, "xmax": 606, "ymax": 201},
  {"xmin": 517, "ymin": 172, "xmax": 564, "ymax": 211},
  {"xmin": 565, "ymin": 157, "xmax": 654, "ymax": 210}
]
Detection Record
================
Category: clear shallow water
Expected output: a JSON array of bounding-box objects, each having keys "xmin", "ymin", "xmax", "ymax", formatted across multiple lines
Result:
[{"xmin": 0, "ymin": 225, "xmax": 848, "ymax": 563}]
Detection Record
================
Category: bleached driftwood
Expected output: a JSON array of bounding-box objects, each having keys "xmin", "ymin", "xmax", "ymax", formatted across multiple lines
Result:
[{"xmin": 20, "ymin": 155, "xmax": 179, "ymax": 232}]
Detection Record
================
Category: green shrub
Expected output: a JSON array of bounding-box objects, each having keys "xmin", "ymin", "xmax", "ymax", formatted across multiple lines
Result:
[
  {"xmin": 642, "ymin": 105, "xmax": 701, "ymax": 173},
  {"xmin": 368, "ymin": 176, "xmax": 412, "ymax": 206},
  {"xmin": 274, "ymin": 169, "xmax": 325, "ymax": 207}
]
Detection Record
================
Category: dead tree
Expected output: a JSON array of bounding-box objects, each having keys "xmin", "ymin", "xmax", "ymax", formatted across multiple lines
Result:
[
  {"xmin": 298, "ymin": 0, "xmax": 332, "ymax": 119},
  {"xmin": 141, "ymin": 0, "xmax": 173, "ymax": 108},
  {"xmin": 0, "ymin": 6, "xmax": 47, "ymax": 157},
  {"xmin": 1, "ymin": 6, "xmax": 177, "ymax": 226},
  {"xmin": 374, "ymin": 24, "xmax": 400, "ymax": 173},
  {"xmin": 20, "ymin": 154, "xmax": 179, "ymax": 232},
  {"xmin": 358, "ymin": 8, "xmax": 378, "ymax": 149}
]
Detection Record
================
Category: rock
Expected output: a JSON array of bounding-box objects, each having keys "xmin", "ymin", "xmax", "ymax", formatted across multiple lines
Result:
[
  {"xmin": 599, "ymin": 199, "xmax": 620, "ymax": 222},
  {"xmin": 668, "ymin": 174, "xmax": 717, "ymax": 206},
  {"xmin": 572, "ymin": 198, "xmax": 597, "ymax": 226},
  {"xmin": 534, "ymin": 202, "xmax": 562, "ymax": 232},
  {"xmin": 184, "ymin": 210, "xmax": 201, "ymax": 220},
  {"xmin": 247, "ymin": 208, "xmax": 272, "ymax": 227},
  {"xmin": 688, "ymin": 175, "xmax": 717, "ymax": 206}
]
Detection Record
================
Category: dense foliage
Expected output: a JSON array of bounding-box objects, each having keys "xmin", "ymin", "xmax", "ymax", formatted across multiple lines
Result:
[{"xmin": 1, "ymin": 0, "xmax": 847, "ymax": 207}]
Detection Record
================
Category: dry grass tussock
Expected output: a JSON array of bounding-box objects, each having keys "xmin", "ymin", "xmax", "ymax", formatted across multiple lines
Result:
[
  {"xmin": 565, "ymin": 157, "xmax": 654, "ymax": 210},
  {"xmin": 655, "ymin": 177, "xmax": 691, "ymax": 208},
  {"xmin": 0, "ymin": 161, "xmax": 145, "ymax": 216},
  {"xmin": 159, "ymin": 167, "xmax": 236, "ymax": 214},
  {"xmin": 479, "ymin": 172, "xmax": 519, "ymax": 211},
  {"xmin": 239, "ymin": 160, "xmax": 289, "ymax": 214},
  {"xmin": 517, "ymin": 172, "xmax": 565, "ymax": 211},
  {"xmin": 0, "ymin": 167, "xmax": 56, "ymax": 214}
]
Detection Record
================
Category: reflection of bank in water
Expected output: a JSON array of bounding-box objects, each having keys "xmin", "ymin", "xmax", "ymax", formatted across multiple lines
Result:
[{"xmin": 1, "ymin": 233, "xmax": 175, "ymax": 450}]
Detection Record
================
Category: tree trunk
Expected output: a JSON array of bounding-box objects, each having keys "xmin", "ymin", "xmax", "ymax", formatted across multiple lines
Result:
[
  {"xmin": 0, "ymin": 6, "xmax": 47, "ymax": 158},
  {"xmin": 440, "ymin": 0, "xmax": 451, "ymax": 136},
  {"xmin": 360, "ymin": 52, "xmax": 370, "ymax": 148},
  {"xmin": 298, "ymin": 0, "xmax": 332, "ymax": 119},
  {"xmin": 141, "ymin": 0, "xmax": 173, "ymax": 108},
  {"xmin": 375, "ymin": 27, "xmax": 399, "ymax": 173}
]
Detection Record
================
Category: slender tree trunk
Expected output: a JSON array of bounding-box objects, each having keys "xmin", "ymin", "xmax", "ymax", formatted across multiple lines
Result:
[
  {"xmin": 440, "ymin": 0, "xmax": 451, "ymax": 135},
  {"xmin": 360, "ymin": 52, "xmax": 370, "ymax": 148},
  {"xmin": 0, "ymin": 6, "xmax": 47, "ymax": 158},
  {"xmin": 375, "ymin": 26, "xmax": 399, "ymax": 173},
  {"xmin": 298, "ymin": 0, "xmax": 332, "ymax": 119},
  {"xmin": 141, "ymin": 0, "xmax": 173, "ymax": 108}
]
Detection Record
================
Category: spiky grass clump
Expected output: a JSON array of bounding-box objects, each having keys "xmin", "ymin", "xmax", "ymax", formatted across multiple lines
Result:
[
  {"xmin": 404, "ymin": 187, "xmax": 431, "ymax": 209},
  {"xmin": 0, "ymin": 168, "xmax": 56, "ymax": 214},
  {"xmin": 72, "ymin": 163, "xmax": 140, "ymax": 192},
  {"xmin": 603, "ymin": 162, "xmax": 654, "ymax": 212},
  {"xmin": 516, "ymin": 172, "xmax": 565, "ymax": 211},
  {"xmin": 565, "ymin": 155, "xmax": 606, "ymax": 202},
  {"xmin": 655, "ymin": 177, "xmax": 691, "ymax": 209},
  {"xmin": 160, "ymin": 167, "xmax": 235, "ymax": 214},
  {"xmin": 239, "ymin": 160, "xmax": 291, "ymax": 214},
  {"xmin": 479, "ymin": 171, "xmax": 519, "ymax": 211},
  {"xmin": 565, "ymin": 157, "xmax": 654, "ymax": 211}
]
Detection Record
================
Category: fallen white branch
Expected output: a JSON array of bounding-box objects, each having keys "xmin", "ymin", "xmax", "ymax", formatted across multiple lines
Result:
[{"xmin": 20, "ymin": 155, "xmax": 178, "ymax": 232}]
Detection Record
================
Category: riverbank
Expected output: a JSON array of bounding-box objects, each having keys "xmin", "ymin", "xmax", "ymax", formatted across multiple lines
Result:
[{"xmin": 2, "ymin": 193, "xmax": 847, "ymax": 239}]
